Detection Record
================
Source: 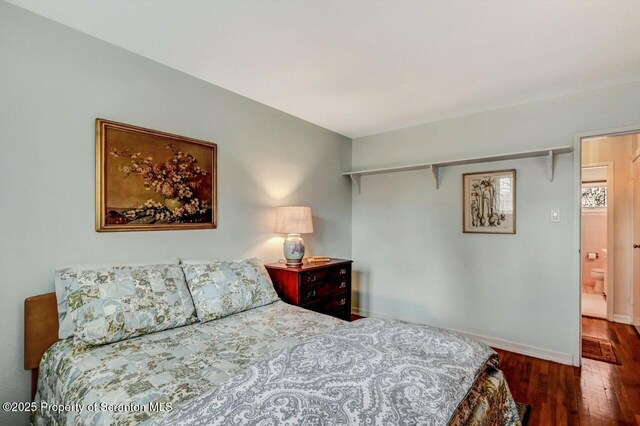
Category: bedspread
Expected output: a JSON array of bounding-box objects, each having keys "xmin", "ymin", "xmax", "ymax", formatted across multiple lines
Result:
[{"xmin": 158, "ymin": 318, "xmax": 520, "ymax": 426}]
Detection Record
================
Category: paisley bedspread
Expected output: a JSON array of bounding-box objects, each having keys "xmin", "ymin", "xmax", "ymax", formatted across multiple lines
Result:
[
  {"xmin": 158, "ymin": 318, "xmax": 520, "ymax": 426},
  {"xmin": 35, "ymin": 303, "xmax": 519, "ymax": 425}
]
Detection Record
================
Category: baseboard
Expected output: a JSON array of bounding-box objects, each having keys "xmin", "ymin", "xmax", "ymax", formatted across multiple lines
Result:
[
  {"xmin": 613, "ymin": 314, "xmax": 631, "ymax": 324},
  {"xmin": 352, "ymin": 307, "xmax": 574, "ymax": 365},
  {"xmin": 449, "ymin": 327, "xmax": 574, "ymax": 365}
]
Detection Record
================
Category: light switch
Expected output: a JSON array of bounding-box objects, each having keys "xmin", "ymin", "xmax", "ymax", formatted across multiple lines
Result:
[{"xmin": 551, "ymin": 210, "xmax": 560, "ymax": 222}]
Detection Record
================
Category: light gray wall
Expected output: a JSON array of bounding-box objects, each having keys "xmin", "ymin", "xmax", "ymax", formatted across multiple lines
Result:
[
  {"xmin": 352, "ymin": 80, "xmax": 640, "ymax": 364},
  {"xmin": 0, "ymin": 3, "xmax": 351, "ymax": 422}
]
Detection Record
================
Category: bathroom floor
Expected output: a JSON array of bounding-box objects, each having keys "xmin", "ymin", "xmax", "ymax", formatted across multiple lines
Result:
[{"xmin": 582, "ymin": 290, "xmax": 607, "ymax": 319}]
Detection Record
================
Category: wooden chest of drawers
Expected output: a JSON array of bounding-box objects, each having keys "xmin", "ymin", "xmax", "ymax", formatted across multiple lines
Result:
[{"xmin": 265, "ymin": 259, "xmax": 352, "ymax": 321}]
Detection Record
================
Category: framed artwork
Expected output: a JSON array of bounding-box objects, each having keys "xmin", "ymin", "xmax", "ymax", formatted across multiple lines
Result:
[
  {"xmin": 96, "ymin": 119, "xmax": 217, "ymax": 232},
  {"xmin": 581, "ymin": 184, "xmax": 607, "ymax": 209},
  {"xmin": 463, "ymin": 169, "xmax": 516, "ymax": 234}
]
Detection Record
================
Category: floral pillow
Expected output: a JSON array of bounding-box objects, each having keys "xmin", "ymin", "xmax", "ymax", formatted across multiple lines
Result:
[
  {"xmin": 181, "ymin": 258, "xmax": 280, "ymax": 323},
  {"xmin": 54, "ymin": 258, "xmax": 181, "ymax": 339},
  {"xmin": 59, "ymin": 264, "xmax": 196, "ymax": 346}
]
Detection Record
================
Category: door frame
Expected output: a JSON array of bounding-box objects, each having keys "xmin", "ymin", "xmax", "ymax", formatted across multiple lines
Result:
[
  {"xmin": 632, "ymin": 147, "xmax": 640, "ymax": 332},
  {"xmin": 580, "ymin": 161, "xmax": 614, "ymax": 321},
  {"xmin": 573, "ymin": 124, "xmax": 640, "ymax": 367}
]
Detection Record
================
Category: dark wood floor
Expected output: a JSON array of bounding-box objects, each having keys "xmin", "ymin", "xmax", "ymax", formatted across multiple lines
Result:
[
  {"xmin": 351, "ymin": 314, "xmax": 640, "ymax": 425},
  {"xmin": 496, "ymin": 317, "xmax": 640, "ymax": 426}
]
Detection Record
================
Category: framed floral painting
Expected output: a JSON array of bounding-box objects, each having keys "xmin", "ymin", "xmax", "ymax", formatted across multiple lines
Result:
[
  {"xmin": 462, "ymin": 169, "xmax": 516, "ymax": 234},
  {"xmin": 96, "ymin": 119, "xmax": 217, "ymax": 232}
]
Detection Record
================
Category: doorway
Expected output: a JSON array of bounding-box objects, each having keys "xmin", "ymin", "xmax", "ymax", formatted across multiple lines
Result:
[
  {"xmin": 575, "ymin": 129, "xmax": 640, "ymax": 365},
  {"xmin": 580, "ymin": 163, "xmax": 612, "ymax": 320}
]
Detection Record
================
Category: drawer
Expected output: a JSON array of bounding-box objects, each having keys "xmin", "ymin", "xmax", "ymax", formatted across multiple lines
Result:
[
  {"xmin": 306, "ymin": 304, "xmax": 349, "ymax": 321},
  {"xmin": 305, "ymin": 295, "xmax": 349, "ymax": 317},
  {"xmin": 300, "ymin": 269, "xmax": 329, "ymax": 286},
  {"xmin": 300, "ymin": 265, "xmax": 350, "ymax": 287},
  {"xmin": 300, "ymin": 279, "xmax": 349, "ymax": 303},
  {"xmin": 332, "ymin": 265, "xmax": 350, "ymax": 278}
]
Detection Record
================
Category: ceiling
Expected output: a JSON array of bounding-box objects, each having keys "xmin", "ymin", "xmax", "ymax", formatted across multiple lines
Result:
[{"xmin": 8, "ymin": 0, "xmax": 640, "ymax": 138}]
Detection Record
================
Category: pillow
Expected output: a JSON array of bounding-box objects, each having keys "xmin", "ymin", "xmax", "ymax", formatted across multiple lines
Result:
[
  {"xmin": 55, "ymin": 258, "xmax": 179, "ymax": 339},
  {"xmin": 181, "ymin": 258, "xmax": 280, "ymax": 322},
  {"xmin": 66, "ymin": 265, "xmax": 195, "ymax": 346},
  {"xmin": 64, "ymin": 264, "xmax": 196, "ymax": 346}
]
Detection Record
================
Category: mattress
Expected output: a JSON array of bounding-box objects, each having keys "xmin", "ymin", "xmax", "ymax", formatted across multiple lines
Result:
[{"xmin": 34, "ymin": 302, "xmax": 517, "ymax": 425}]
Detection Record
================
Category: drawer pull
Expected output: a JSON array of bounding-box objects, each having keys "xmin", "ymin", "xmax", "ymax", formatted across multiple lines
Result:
[
  {"xmin": 339, "ymin": 298, "xmax": 346, "ymax": 306},
  {"xmin": 306, "ymin": 274, "xmax": 317, "ymax": 283},
  {"xmin": 338, "ymin": 281, "xmax": 347, "ymax": 289},
  {"xmin": 306, "ymin": 290, "xmax": 317, "ymax": 299},
  {"xmin": 338, "ymin": 268, "xmax": 347, "ymax": 275}
]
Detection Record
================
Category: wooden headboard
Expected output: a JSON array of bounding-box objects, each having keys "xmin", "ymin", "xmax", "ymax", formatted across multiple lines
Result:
[{"xmin": 24, "ymin": 292, "xmax": 58, "ymax": 399}]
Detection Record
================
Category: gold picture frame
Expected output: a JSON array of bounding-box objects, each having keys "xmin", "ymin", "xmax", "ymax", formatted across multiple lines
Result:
[
  {"xmin": 96, "ymin": 119, "xmax": 217, "ymax": 232},
  {"xmin": 462, "ymin": 169, "xmax": 516, "ymax": 234}
]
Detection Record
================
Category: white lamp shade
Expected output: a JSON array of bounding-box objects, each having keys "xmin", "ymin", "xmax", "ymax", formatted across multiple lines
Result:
[{"xmin": 274, "ymin": 206, "xmax": 314, "ymax": 234}]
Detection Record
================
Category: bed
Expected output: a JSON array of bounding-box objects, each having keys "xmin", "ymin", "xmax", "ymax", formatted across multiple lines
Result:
[{"xmin": 25, "ymin": 261, "xmax": 520, "ymax": 425}]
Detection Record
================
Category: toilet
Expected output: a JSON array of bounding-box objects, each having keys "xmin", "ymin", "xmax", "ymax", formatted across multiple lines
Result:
[{"xmin": 591, "ymin": 268, "xmax": 605, "ymax": 294}]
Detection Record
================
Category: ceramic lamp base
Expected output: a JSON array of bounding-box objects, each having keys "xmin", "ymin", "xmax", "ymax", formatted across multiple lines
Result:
[{"xmin": 283, "ymin": 233, "xmax": 305, "ymax": 266}]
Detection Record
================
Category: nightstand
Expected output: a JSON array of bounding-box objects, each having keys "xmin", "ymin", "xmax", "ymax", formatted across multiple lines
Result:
[{"xmin": 265, "ymin": 258, "xmax": 352, "ymax": 321}]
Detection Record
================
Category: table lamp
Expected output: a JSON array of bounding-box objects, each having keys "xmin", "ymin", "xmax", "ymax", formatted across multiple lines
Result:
[{"xmin": 274, "ymin": 206, "xmax": 314, "ymax": 266}]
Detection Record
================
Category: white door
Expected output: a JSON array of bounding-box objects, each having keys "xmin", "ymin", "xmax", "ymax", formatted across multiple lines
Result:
[{"xmin": 633, "ymin": 154, "xmax": 640, "ymax": 332}]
